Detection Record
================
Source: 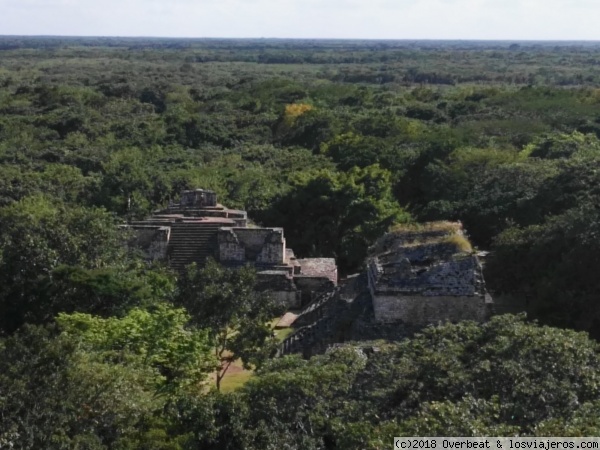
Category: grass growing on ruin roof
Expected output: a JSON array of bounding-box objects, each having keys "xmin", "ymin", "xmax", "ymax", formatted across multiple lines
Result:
[
  {"xmin": 388, "ymin": 221, "xmax": 463, "ymax": 235},
  {"xmin": 370, "ymin": 221, "xmax": 473, "ymax": 255},
  {"xmin": 443, "ymin": 233, "xmax": 473, "ymax": 253}
]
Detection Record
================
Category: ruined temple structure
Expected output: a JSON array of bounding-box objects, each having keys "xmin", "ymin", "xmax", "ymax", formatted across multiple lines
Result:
[
  {"xmin": 127, "ymin": 192, "xmax": 492, "ymax": 357},
  {"xmin": 279, "ymin": 221, "xmax": 493, "ymax": 357},
  {"xmin": 366, "ymin": 221, "xmax": 492, "ymax": 325},
  {"xmin": 126, "ymin": 189, "xmax": 337, "ymax": 308}
]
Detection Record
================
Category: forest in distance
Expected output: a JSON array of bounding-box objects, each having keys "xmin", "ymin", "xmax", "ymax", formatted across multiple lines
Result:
[{"xmin": 2, "ymin": 36, "xmax": 600, "ymax": 447}]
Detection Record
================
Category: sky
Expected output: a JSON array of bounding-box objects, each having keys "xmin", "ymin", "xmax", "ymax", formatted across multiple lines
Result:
[{"xmin": 0, "ymin": 0, "xmax": 598, "ymax": 41}]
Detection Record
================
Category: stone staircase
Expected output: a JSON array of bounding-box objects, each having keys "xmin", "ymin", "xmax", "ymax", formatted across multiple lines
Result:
[
  {"xmin": 294, "ymin": 287, "xmax": 338, "ymax": 327},
  {"xmin": 279, "ymin": 287, "xmax": 340, "ymax": 357},
  {"xmin": 279, "ymin": 315, "xmax": 334, "ymax": 356},
  {"xmin": 167, "ymin": 222, "xmax": 221, "ymax": 271}
]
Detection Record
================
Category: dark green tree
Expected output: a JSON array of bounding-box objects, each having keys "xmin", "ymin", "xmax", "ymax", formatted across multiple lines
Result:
[
  {"xmin": 0, "ymin": 196, "xmax": 127, "ymax": 332},
  {"xmin": 263, "ymin": 164, "xmax": 410, "ymax": 272},
  {"xmin": 0, "ymin": 325, "xmax": 168, "ymax": 449},
  {"xmin": 33, "ymin": 262, "xmax": 176, "ymax": 320}
]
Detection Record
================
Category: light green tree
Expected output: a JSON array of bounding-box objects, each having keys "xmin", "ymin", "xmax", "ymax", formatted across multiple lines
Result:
[
  {"xmin": 57, "ymin": 303, "xmax": 215, "ymax": 394},
  {"xmin": 176, "ymin": 260, "xmax": 282, "ymax": 391}
]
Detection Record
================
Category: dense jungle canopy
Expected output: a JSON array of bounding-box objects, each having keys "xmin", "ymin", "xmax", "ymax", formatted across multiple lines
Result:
[{"xmin": 2, "ymin": 37, "xmax": 600, "ymax": 447}]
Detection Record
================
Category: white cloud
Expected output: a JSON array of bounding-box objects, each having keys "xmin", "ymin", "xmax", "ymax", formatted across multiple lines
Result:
[{"xmin": 0, "ymin": 0, "xmax": 597, "ymax": 39}]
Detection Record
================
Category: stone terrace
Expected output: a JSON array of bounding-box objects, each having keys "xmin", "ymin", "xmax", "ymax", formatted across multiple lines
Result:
[{"xmin": 126, "ymin": 189, "xmax": 338, "ymax": 309}]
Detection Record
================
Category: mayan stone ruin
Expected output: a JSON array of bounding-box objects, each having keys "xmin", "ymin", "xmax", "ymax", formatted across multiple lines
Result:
[
  {"xmin": 280, "ymin": 221, "xmax": 493, "ymax": 356},
  {"xmin": 126, "ymin": 189, "xmax": 337, "ymax": 308},
  {"xmin": 127, "ymin": 191, "xmax": 493, "ymax": 356},
  {"xmin": 366, "ymin": 222, "xmax": 493, "ymax": 325}
]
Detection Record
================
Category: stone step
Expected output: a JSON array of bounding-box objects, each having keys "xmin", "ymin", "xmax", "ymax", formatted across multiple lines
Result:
[
  {"xmin": 170, "ymin": 224, "xmax": 222, "ymax": 227},
  {"xmin": 167, "ymin": 224, "xmax": 221, "ymax": 272},
  {"xmin": 170, "ymin": 256, "xmax": 214, "ymax": 260},
  {"xmin": 170, "ymin": 242, "xmax": 216, "ymax": 246},
  {"xmin": 170, "ymin": 256, "xmax": 212, "ymax": 262},
  {"xmin": 169, "ymin": 234, "xmax": 218, "ymax": 239},
  {"xmin": 169, "ymin": 232, "xmax": 219, "ymax": 236},
  {"xmin": 170, "ymin": 230, "xmax": 218, "ymax": 232},
  {"xmin": 169, "ymin": 246, "xmax": 215, "ymax": 252},
  {"xmin": 170, "ymin": 243, "xmax": 216, "ymax": 246},
  {"xmin": 170, "ymin": 234, "xmax": 219, "ymax": 237},
  {"xmin": 169, "ymin": 239, "xmax": 215, "ymax": 243},
  {"xmin": 169, "ymin": 240, "xmax": 216, "ymax": 243},
  {"xmin": 170, "ymin": 227, "xmax": 221, "ymax": 229},
  {"xmin": 168, "ymin": 242, "xmax": 214, "ymax": 247},
  {"xmin": 170, "ymin": 236, "xmax": 218, "ymax": 239},
  {"xmin": 170, "ymin": 256, "xmax": 210, "ymax": 260},
  {"xmin": 170, "ymin": 231, "xmax": 218, "ymax": 233}
]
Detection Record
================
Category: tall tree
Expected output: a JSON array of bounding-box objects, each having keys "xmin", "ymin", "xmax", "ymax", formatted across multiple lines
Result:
[
  {"xmin": 56, "ymin": 303, "xmax": 215, "ymax": 394},
  {"xmin": 0, "ymin": 195, "xmax": 126, "ymax": 332},
  {"xmin": 262, "ymin": 164, "xmax": 410, "ymax": 272},
  {"xmin": 176, "ymin": 260, "xmax": 281, "ymax": 391},
  {"xmin": 0, "ymin": 325, "xmax": 165, "ymax": 448}
]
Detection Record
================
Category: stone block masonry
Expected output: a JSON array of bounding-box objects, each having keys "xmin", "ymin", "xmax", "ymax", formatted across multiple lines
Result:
[
  {"xmin": 126, "ymin": 225, "xmax": 170, "ymax": 261},
  {"xmin": 367, "ymin": 222, "xmax": 492, "ymax": 325},
  {"xmin": 372, "ymin": 294, "xmax": 487, "ymax": 324},
  {"xmin": 179, "ymin": 189, "xmax": 217, "ymax": 207},
  {"xmin": 218, "ymin": 228, "xmax": 286, "ymax": 265},
  {"xmin": 125, "ymin": 189, "xmax": 337, "ymax": 309},
  {"xmin": 280, "ymin": 223, "xmax": 494, "ymax": 357}
]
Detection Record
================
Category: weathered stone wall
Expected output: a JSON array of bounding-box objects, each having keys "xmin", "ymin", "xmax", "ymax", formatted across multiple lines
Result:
[
  {"xmin": 295, "ymin": 276, "xmax": 334, "ymax": 292},
  {"xmin": 370, "ymin": 254, "xmax": 483, "ymax": 295},
  {"xmin": 257, "ymin": 271, "xmax": 294, "ymax": 290},
  {"xmin": 217, "ymin": 228, "xmax": 285, "ymax": 264},
  {"xmin": 367, "ymin": 224, "xmax": 491, "ymax": 326},
  {"xmin": 368, "ymin": 254, "xmax": 489, "ymax": 324},
  {"xmin": 423, "ymin": 256, "xmax": 478, "ymax": 296},
  {"xmin": 295, "ymin": 276, "xmax": 336, "ymax": 305},
  {"xmin": 257, "ymin": 271, "xmax": 301, "ymax": 308},
  {"xmin": 256, "ymin": 229, "xmax": 285, "ymax": 264},
  {"xmin": 180, "ymin": 189, "xmax": 217, "ymax": 207},
  {"xmin": 270, "ymin": 290, "xmax": 302, "ymax": 309},
  {"xmin": 367, "ymin": 260, "xmax": 379, "ymax": 299},
  {"xmin": 377, "ymin": 242, "xmax": 462, "ymax": 265},
  {"xmin": 217, "ymin": 228, "xmax": 245, "ymax": 263},
  {"xmin": 296, "ymin": 258, "xmax": 338, "ymax": 285},
  {"xmin": 372, "ymin": 294, "xmax": 487, "ymax": 324}
]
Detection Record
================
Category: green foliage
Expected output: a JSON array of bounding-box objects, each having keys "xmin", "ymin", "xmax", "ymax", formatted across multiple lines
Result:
[
  {"xmin": 170, "ymin": 316, "xmax": 600, "ymax": 446},
  {"xmin": 0, "ymin": 163, "xmax": 92, "ymax": 206},
  {"xmin": 4, "ymin": 38, "xmax": 600, "ymax": 446},
  {"xmin": 419, "ymin": 146, "xmax": 556, "ymax": 244},
  {"xmin": 353, "ymin": 315, "xmax": 600, "ymax": 432},
  {"xmin": 263, "ymin": 164, "xmax": 410, "ymax": 272},
  {"xmin": 487, "ymin": 204, "xmax": 600, "ymax": 335},
  {"xmin": 522, "ymin": 131, "xmax": 600, "ymax": 159},
  {"xmin": 98, "ymin": 147, "xmax": 173, "ymax": 218},
  {"xmin": 0, "ymin": 196, "xmax": 127, "ymax": 332},
  {"xmin": 57, "ymin": 303, "xmax": 215, "ymax": 393},
  {"xmin": 176, "ymin": 260, "xmax": 282, "ymax": 390},
  {"xmin": 0, "ymin": 325, "xmax": 165, "ymax": 448},
  {"xmin": 1, "ymin": 261, "xmax": 176, "ymax": 333},
  {"xmin": 170, "ymin": 348, "xmax": 368, "ymax": 449}
]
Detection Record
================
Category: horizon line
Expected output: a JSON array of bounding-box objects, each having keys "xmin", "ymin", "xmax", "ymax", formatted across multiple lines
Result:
[{"xmin": 1, "ymin": 34, "xmax": 600, "ymax": 43}]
